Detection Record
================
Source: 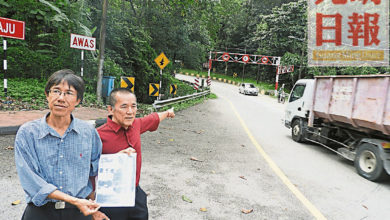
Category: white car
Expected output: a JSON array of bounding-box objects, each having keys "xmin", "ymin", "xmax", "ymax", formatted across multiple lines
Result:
[{"xmin": 239, "ymin": 83, "xmax": 259, "ymax": 96}]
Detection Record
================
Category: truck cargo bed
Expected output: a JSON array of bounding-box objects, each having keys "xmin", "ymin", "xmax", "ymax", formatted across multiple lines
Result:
[{"xmin": 311, "ymin": 75, "xmax": 390, "ymax": 135}]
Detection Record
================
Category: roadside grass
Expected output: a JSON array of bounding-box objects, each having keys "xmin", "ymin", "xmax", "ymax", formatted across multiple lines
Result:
[
  {"xmin": 0, "ymin": 76, "xmax": 216, "ymax": 113},
  {"xmin": 0, "ymin": 78, "xmax": 104, "ymax": 111}
]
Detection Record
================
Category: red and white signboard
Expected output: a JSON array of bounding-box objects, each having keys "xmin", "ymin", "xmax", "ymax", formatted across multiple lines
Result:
[
  {"xmin": 277, "ymin": 65, "xmax": 294, "ymax": 74},
  {"xmin": 0, "ymin": 17, "xmax": 25, "ymax": 40},
  {"xmin": 70, "ymin": 33, "xmax": 96, "ymax": 51},
  {"xmin": 242, "ymin": 55, "xmax": 250, "ymax": 63},
  {"xmin": 222, "ymin": 53, "xmax": 230, "ymax": 61},
  {"xmin": 260, "ymin": 56, "xmax": 269, "ymax": 64}
]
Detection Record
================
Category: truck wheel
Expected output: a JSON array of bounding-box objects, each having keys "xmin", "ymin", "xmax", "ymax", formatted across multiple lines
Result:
[
  {"xmin": 291, "ymin": 119, "xmax": 305, "ymax": 142},
  {"xmin": 354, "ymin": 143, "xmax": 389, "ymax": 182}
]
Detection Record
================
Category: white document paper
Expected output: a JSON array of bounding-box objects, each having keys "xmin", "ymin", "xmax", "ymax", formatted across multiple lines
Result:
[{"xmin": 96, "ymin": 153, "xmax": 137, "ymax": 207}]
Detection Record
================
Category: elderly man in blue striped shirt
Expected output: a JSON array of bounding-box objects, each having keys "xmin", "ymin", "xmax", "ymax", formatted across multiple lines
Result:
[{"xmin": 14, "ymin": 69, "xmax": 102, "ymax": 220}]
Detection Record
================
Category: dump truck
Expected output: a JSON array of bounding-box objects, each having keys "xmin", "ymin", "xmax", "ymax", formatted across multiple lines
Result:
[{"xmin": 284, "ymin": 75, "xmax": 390, "ymax": 181}]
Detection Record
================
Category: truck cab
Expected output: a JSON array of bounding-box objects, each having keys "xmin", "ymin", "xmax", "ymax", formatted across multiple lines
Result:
[{"xmin": 284, "ymin": 79, "xmax": 314, "ymax": 129}]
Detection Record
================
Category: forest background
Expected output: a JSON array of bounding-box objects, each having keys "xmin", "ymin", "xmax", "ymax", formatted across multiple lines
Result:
[{"xmin": 0, "ymin": 0, "xmax": 389, "ymax": 109}]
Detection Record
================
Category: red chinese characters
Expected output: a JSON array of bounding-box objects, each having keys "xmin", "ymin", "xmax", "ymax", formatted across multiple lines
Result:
[
  {"xmin": 316, "ymin": 13, "xmax": 342, "ymax": 46},
  {"xmin": 348, "ymin": 13, "xmax": 380, "ymax": 46},
  {"xmin": 315, "ymin": 0, "xmax": 382, "ymax": 47}
]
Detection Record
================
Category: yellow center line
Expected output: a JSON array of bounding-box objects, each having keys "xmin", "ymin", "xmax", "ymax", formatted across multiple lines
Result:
[{"xmin": 224, "ymin": 97, "xmax": 327, "ymax": 220}]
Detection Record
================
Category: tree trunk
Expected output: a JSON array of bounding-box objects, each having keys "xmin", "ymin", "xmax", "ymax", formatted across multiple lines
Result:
[{"xmin": 96, "ymin": 0, "xmax": 108, "ymax": 103}]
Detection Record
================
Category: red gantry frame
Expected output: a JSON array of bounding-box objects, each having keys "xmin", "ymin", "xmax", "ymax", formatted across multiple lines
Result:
[{"xmin": 207, "ymin": 51, "xmax": 293, "ymax": 92}]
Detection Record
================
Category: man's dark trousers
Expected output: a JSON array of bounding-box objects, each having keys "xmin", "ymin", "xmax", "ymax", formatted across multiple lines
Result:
[
  {"xmin": 21, "ymin": 203, "xmax": 91, "ymax": 220},
  {"xmin": 99, "ymin": 186, "xmax": 148, "ymax": 220}
]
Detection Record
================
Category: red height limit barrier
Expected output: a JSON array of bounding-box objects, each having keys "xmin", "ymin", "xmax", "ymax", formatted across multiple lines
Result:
[{"xmin": 207, "ymin": 51, "xmax": 294, "ymax": 92}]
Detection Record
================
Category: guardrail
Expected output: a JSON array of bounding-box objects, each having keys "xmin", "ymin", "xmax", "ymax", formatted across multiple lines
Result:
[{"xmin": 153, "ymin": 90, "xmax": 210, "ymax": 110}]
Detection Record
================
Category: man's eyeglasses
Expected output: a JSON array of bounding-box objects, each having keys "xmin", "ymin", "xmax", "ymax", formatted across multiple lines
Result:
[{"xmin": 48, "ymin": 89, "xmax": 76, "ymax": 98}]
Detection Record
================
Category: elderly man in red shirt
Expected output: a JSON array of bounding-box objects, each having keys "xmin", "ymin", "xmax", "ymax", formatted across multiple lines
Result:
[{"xmin": 94, "ymin": 88, "xmax": 175, "ymax": 220}]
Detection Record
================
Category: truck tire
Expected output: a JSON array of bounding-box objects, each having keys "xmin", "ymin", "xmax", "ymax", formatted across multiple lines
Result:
[
  {"xmin": 354, "ymin": 143, "xmax": 389, "ymax": 182},
  {"xmin": 291, "ymin": 119, "xmax": 305, "ymax": 143}
]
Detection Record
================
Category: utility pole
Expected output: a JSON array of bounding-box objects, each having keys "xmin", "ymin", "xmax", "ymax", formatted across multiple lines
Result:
[
  {"xmin": 298, "ymin": 31, "xmax": 307, "ymax": 80},
  {"xmin": 96, "ymin": 0, "xmax": 108, "ymax": 103}
]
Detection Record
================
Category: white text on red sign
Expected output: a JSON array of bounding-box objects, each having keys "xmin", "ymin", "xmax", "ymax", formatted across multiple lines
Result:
[
  {"xmin": 0, "ymin": 17, "xmax": 25, "ymax": 40},
  {"xmin": 70, "ymin": 33, "xmax": 96, "ymax": 51}
]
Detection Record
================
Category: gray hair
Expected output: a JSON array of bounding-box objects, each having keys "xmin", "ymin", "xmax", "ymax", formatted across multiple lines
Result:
[{"xmin": 109, "ymin": 88, "xmax": 136, "ymax": 107}]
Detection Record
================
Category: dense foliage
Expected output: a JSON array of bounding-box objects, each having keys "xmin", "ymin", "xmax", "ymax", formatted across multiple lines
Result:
[{"xmin": 0, "ymin": 0, "xmax": 389, "ymax": 103}]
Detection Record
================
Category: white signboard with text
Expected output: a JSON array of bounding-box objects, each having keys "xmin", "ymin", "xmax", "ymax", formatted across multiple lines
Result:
[
  {"xmin": 308, "ymin": 0, "xmax": 389, "ymax": 66},
  {"xmin": 70, "ymin": 33, "xmax": 96, "ymax": 51}
]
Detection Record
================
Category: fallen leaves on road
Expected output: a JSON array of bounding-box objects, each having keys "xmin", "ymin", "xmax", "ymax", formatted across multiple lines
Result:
[
  {"xmin": 362, "ymin": 204, "xmax": 368, "ymax": 210},
  {"xmin": 193, "ymin": 130, "xmax": 204, "ymax": 134},
  {"xmin": 190, "ymin": 157, "xmax": 203, "ymax": 162},
  {"xmin": 12, "ymin": 200, "xmax": 21, "ymax": 206},
  {"xmin": 199, "ymin": 207, "xmax": 207, "ymax": 212},
  {"xmin": 5, "ymin": 146, "xmax": 14, "ymax": 150},
  {"xmin": 241, "ymin": 208, "xmax": 253, "ymax": 214},
  {"xmin": 239, "ymin": 176, "xmax": 247, "ymax": 180},
  {"xmin": 182, "ymin": 195, "xmax": 193, "ymax": 203}
]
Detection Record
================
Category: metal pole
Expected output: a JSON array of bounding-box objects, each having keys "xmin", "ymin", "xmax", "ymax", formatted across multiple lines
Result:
[
  {"xmin": 207, "ymin": 51, "xmax": 211, "ymax": 78},
  {"xmin": 241, "ymin": 63, "xmax": 245, "ymax": 82},
  {"xmin": 275, "ymin": 66, "xmax": 279, "ymax": 96},
  {"xmin": 242, "ymin": 47, "xmax": 246, "ymax": 82},
  {"xmin": 81, "ymin": 50, "xmax": 84, "ymax": 77},
  {"xmin": 208, "ymin": 51, "xmax": 211, "ymax": 88},
  {"xmin": 298, "ymin": 31, "xmax": 307, "ymax": 80},
  {"xmin": 159, "ymin": 69, "xmax": 162, "ymax": 100},
  {"xmin": 3, "ymin": 39, "xmax": 7, "ymax": 97}
]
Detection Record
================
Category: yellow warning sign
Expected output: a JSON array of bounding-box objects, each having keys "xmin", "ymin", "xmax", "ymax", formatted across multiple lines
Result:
[
  {"xmin": 170, "ymin": 84, "xmax": 177, "ymax": 95},
  {"xmin": 154, "ymin": 52, "xmax": 170, "ymax": 70},
  {"xmin": 120, "ymin": 77, "xmax": 135, "ymax": 92},
  {"xmin": 149, "ymin": 83, "xmax": 159, "ymax": 96}
]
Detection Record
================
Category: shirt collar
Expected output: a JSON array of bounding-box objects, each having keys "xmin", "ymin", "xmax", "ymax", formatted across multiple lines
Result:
[
  {"xmin": 106, "ymin": 115, "xmax": 133, "ymax": 133},
  {"xmin": 38, "ymin": 113, "xmax": 79, "ymax": 139},
  {"xmin": 107, "ymin": 116, "xmax": 122, "ymax": 133}
]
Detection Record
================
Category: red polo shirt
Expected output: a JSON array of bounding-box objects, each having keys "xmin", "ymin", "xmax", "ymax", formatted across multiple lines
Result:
[{"xmin": 97, "ymin": 113, "xmax": 160, "ymax": 186}]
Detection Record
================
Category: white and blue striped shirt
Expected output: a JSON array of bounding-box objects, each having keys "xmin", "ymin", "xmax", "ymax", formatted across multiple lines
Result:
[{"xmin": 14, "ymin": 113, "xmax": 102, "ymax": 206}]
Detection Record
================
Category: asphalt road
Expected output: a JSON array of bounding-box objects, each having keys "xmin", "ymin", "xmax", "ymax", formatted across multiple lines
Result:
[
  {"xmin": 1, "ymin": 75, "xmax": 390, "ymax": 219},
  {"xmin": 175, "ymin": 74, "xmax": 390, "ymax": 220}
]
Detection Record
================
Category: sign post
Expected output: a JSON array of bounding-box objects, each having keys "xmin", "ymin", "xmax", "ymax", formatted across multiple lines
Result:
[
  {"xmin": 70, "ymin": 33, "xmax": 96, "ymax": 77},
  {"xmin": 275, "ymin": 65, "xmax": 294, "ymax": 95},
  {"xmin": 207, "ymin": 51, "xmax": 212, "ymax": 88},
  {"xmin": 154, "ymin": 52, "xmax": 170, "ymax": 100},
  {"xmin": 0, "ymin": 17, "xmax": 25, "ymax": 98}
]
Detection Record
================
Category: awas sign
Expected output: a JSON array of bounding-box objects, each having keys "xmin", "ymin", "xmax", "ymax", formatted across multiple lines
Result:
[
  {"xmin": 70, "ymin": 33, "xmax": 96, "ymax": 51},
  {"xmin": 0, "ymin": 17, "xmax": 25, "ymax": 40}
]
